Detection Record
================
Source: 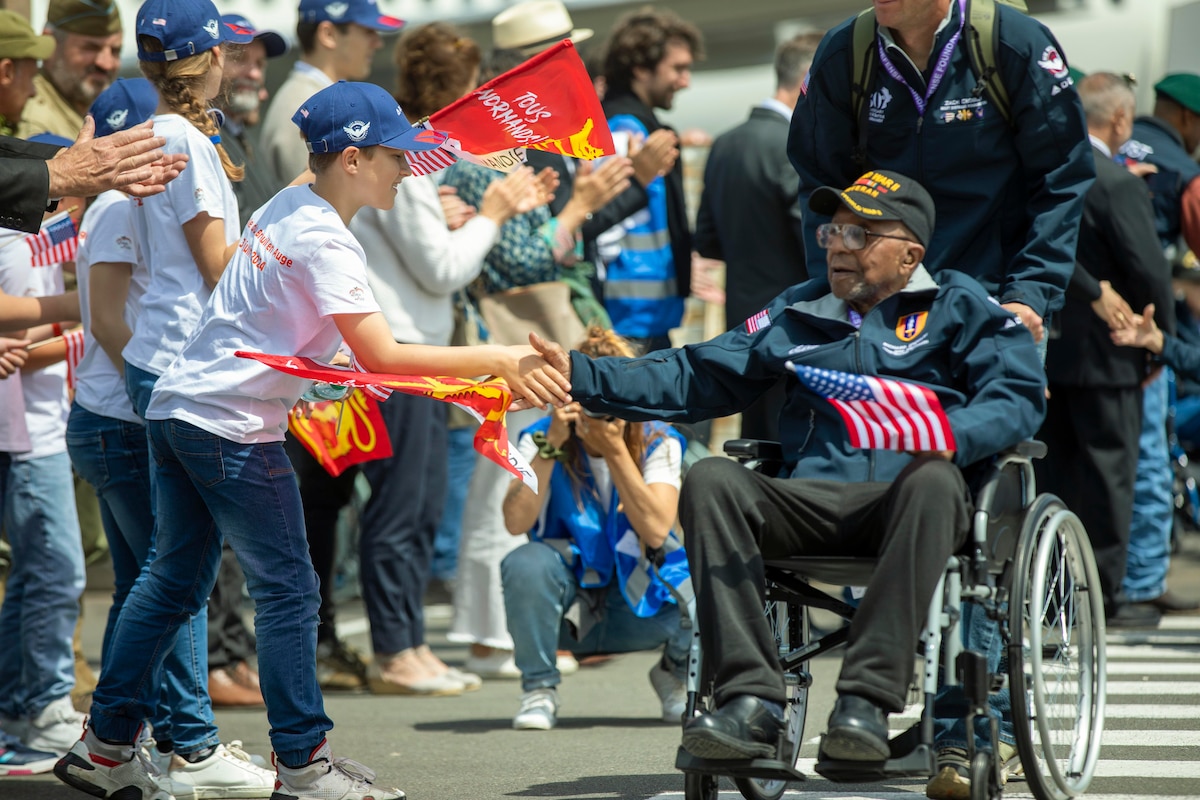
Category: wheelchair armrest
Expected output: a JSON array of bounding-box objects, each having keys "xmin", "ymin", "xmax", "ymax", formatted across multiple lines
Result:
[
  {"xmin": 723, "ymin": 439, "xmax": 784, "ymax": 462},
  {"xmin": 1009, "ymin": 440, "xmax": 1047, "ymax": 460}
]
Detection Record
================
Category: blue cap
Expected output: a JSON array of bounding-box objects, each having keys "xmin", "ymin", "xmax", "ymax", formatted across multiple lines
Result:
[
  {"xmin": 297, "ymin": 0, "xmax": 403, "ymax": 32},
  {"xmin": 136, "ymin": 0, "xmax": 255, "ymax": 63},
  {"xmin": 89, "ymin": 78, "xmax": 159, "ymax": 138},
  {"xmin": 28, "ymin": 132, "xmax": 74, "ymax": 148},
  {"xmin": 220, "ymin": 14, "xmax": 288, "ymax": 59},
  {"xmin": 291, "ymin": 81, "xmax": 448, "ymax": 154}
]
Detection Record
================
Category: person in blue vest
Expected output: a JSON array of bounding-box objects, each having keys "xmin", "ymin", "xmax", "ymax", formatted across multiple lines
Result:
[{"xmin": 501, "ymin": 326, "xmax": 691, "ymax": 731}]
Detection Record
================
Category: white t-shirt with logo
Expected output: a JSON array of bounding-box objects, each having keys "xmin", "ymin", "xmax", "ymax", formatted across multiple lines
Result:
[
  {"xmin": 146, "ymin": 184, "xmax": 381, "ymax": 444},
  {"xmin": 74, "ymin": 191, "xmax": 146, "ymax": 425},
  {"xmin": 122, "ymin": 114, "xmax": 239, "ymax": 376},
  {"xmin": 0, "ymin": 228, "xmax": 68, "ymax": 461}
]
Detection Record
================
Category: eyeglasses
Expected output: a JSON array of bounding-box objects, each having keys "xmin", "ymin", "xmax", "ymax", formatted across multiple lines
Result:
[{"xmin": 816, "ymin": 223, "xmax": 917, "ymax": 251}]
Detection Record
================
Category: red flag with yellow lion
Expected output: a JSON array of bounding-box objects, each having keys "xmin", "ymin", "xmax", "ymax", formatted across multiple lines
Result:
[
  {"xmin": 237, "ymin": 351, "xmax": 538, "ymax": 491},
  {"xmin": 407, "ymin": 40, "xmax": 616, "ymax": 176}
]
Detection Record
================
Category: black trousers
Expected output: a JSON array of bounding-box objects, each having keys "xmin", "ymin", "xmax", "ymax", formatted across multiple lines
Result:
[
  {"xmin": 1036, "ymin": 384, "xmax": 1142, "ymax": 611},
  {"xmin": 679, "ymin": 456, "xmax": 971, "ymax": 714},
  {"xmin": 206, "ymin": 545, "xmax": 256, "ymax": 670},
  {"xmin": 359, "ymin": 394, "xmax": 448, "ymax": 655},
  {"xmin": 284, "ymin": 436, "xmax": 359, "ymax": 645}
]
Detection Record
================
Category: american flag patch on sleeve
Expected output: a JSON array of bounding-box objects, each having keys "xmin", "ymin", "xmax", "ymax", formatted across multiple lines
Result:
[{"xmin": 745, "ymin": 309, "xmax": 771, "ymax": 334}]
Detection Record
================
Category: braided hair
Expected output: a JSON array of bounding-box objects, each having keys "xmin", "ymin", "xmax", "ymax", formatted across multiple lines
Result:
[{"xmin": 138, "ymin": 37, "xmax": 244, "ymax": 183}]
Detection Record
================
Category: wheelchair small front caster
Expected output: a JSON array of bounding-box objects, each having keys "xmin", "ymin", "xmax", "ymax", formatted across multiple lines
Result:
[
  {"xmin": 969, "ymin": 750, "xmax": 1000, "ymax": 800},
  {"xmin": 685, "ymin": 772, "xmax": 720, "ymax": 800}
]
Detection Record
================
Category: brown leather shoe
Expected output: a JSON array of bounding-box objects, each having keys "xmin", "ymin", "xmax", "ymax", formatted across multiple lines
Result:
[
  {"xmin": 230, "ymin": 660, "xmax": 261, "ymax": 691},
  {"xmin": 209, "ymin": 667, "xmax": 265, "ymax": 707},
  {"xmin": 1146, "ymin": 590, "xmax": 1200, "ymax": 614}
]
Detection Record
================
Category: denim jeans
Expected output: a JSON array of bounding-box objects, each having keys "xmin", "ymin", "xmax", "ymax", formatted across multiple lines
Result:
[
  {"xmin": 123, "ymin": 361, "xmax": 160, "ymax": 421},
  {"xmin": 90, "ymin": 419, "xmax": 329, "ymax": 767},
  {"xmin": 65, "ymin": 403, "xmax": 217, "ymax": 754},
  {"xmin": 432, "ymin": 426, "xmax": 477, "ymax": 581},
  {"xmin": 932, "ymin": 601, "xmax": 1014, "ymax": 750},
  {"xmin": 1174, "ymin": 393, "xmax": 1200, "ymax": 451},
  {"xmin": 1125, "ymin": 370, "xmax": 1172, "ymax": 602},
  {"xmin": 501, "ymin": 540, "xmax": 689, "ymax": 692},
  {"xmin": 0, "ymin": 452, "xmax": 85, "ymax": 718}
]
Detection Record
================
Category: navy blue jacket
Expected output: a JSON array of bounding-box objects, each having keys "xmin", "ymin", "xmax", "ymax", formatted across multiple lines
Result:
[
  {"xmin": 789, "ymin": 2, "xmax": 1094, "ymax": 318},
  {"xmin": 570, "ymin": 266, "xmax": 1046, "ymax": 484},
  {"xmin": 1120, "ymin": 117, "xmax": 1200, "ymax": 252}
]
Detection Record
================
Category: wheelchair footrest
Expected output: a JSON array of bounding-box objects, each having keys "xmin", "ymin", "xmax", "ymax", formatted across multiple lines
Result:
[
  {"xmin": 814, "ymin": 743, "xmax": 935, "ymax": 783},
  {"xmin": 675, "ymin": 747, "xmax": 807, "ymax": 782}
]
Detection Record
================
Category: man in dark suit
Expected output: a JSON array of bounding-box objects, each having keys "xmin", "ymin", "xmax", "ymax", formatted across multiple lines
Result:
[
  {"xmin": 1038, "ymin": 72, "xmax": 1174, "ymax": 628},
  {"xmin": 695, "ymin": 32, "xmax": 822, "ymax": 440}
]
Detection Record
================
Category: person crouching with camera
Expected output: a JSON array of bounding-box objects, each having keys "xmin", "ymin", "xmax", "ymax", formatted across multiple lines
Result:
[{"xmin": 500, "ymin": 327, "xmax": 692, "ymax": 731}]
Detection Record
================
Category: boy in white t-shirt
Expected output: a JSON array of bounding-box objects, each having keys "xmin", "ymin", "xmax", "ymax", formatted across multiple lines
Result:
[{"xmin": 55, "ymin": 80, "xmax": 572, "ymax": 800}]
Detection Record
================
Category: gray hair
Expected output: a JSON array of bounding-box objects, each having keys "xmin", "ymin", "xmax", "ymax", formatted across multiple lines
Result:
[
  {"xmin": 775, "ymin": 32, "xmax": 823, "ymax": 91},
  {"xmin": 1077, "ymin": 71, "xmax": 1136, "ymax": 125}
]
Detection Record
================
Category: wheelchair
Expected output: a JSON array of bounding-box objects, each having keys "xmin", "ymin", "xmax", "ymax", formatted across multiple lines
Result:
[{"xmin": 676, "ymin": 440, "xmax": 1107, "ymax": 800}]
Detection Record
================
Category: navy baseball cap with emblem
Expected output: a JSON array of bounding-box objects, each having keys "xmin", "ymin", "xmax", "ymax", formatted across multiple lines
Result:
[
  {"xmin": 136, "ymin": 0, "xmax": 254, "ymax": 63},
  {"xmin": 297, "ymin": 0, "xmax": 403, "ymax": 32},
  {"xmin": 89, "ymin": 77, "xmax": 158, "ymax": 138},
  {"xmin": 220, "ymin": 14, "xmax": 288, "ymax": 59},
  {"xmin": 292, "ymin": 81, "xmax": 448, "ymax": 154},
  {"xmin": 809, "ymin": 169, "xmax": 936, "ymax": 247}
]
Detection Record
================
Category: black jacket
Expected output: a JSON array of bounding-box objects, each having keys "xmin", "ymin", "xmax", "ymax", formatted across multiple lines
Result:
[
  {"xmin": 696, "ymin": 105, "xmax": 807, "ymax": 329},
  {"xmin": 601, "ymin": 90, "xmax": 692, "ymax": 298},
  {"xmin": 1047, "ymin": 147, "xmax": 1173, "ymax": 387},
  {"xmin": 0, "ymin": 136, "xmax": 62, "ymax": 234}
]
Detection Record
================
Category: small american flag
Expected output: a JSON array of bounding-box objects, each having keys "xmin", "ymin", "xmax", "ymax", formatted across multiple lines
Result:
[
  {"xmin": 26, "ymin": 212, "xmax": 78, "ymax": 267},
  {"xmin": 789, "ymin": 362, "xmax": 957, "ymax": 452},
  {"xmin": 406, "ymin": 121, "xmax": 459, "ymax": 177},
  {"xmin": 745, "ymin": 308, "xmax": 771, "ymax": 334},
  {"xmin": 64, "ymin": 328, "xmax": 85, "ymax": 389}
]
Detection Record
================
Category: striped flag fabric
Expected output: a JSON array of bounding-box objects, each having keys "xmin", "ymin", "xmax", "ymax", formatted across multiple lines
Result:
[
  {"xmin": 406, "ymin": 120, "xmax": 460, "ymax": 176},
  {"xmin": 64, "ymin": 328, "xmax": 85, "ymax": 389},
  {"xmin": 745, "ymin": 308, "xmax": 771, "ymax": 334},
  {"xmin": 788, "ymin": 362, "xmax": 957, "ymax": 452},
  {"xmin": 348, "ymin": 351, "xmax": 393, "ymax": 402},
  {"xmin": 26, "ymin": 211, "xmax": 78, "ymax": 266}
]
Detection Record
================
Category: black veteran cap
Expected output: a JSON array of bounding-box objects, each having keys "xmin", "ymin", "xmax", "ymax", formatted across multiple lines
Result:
[{"xmin": 809, "ymin": 169, "xmax": 936, "ymax": 247}]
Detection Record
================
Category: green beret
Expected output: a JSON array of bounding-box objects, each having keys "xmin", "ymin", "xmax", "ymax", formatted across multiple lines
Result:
[
  {"xmin": 1154, "ymin": 73, "xmax": 1200, "ymax": 115},
  {"xmin": 47, "ymin": 0, "xmax": 121, "ymax": 37},
  {"xmin": 0, "ymin": 10, "xmax": 55, "ymax": 60}
]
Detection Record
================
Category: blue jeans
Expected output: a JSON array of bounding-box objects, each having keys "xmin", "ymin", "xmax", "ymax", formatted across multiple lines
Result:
[
  {"xmin": 1174, "ymin": 393, "xmax": 1200, "ymax": 451},
  {"xmin": 432, "ymin": 425, "xmax": 477, "ymax": 581},
  {"xmin": 65, "ymin": 403, "xmax": 217, "ymax": 754},
  {"xmin": 932, "ymin": 601, "xmax": 1014, "ymax": 750},
  {"xmin": 0, "ymin": 452, "xmax": 85, "ymax": 718},
  {"xmin": 1126, "ymin": 370, "xmax": 1173, "ymax": 602},
  {"xmin": 501, "ymin": 540, "xmax": 689, "ymax": 692},
  {"xmin": 90, "ymin": 419, "xmax": 328, "ymax": 766}
]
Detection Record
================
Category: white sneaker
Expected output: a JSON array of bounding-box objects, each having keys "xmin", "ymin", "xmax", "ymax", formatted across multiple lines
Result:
[
  {"xmin": 464, "ymin": 650, "xmax": 521, "ymax": 679},
  {"xmin": 54, "ymin": 729, "xmax": 171, "ymax": 800},
  {"xmin": 513, "ymin": 688, "xmax": 559, "ymax": 730},
  {"xmin": 556, "ymin": 652, "xmax": 579, "ymax": 675},
  {"xmin": 162, "ymin": 742, "xmax": 275, "ymax": 799},
  {"xmin": 273, "ymin": 740, "xmax": 404, "ymax": 800},
  {"xmin": 648, "ymin": 663, "xmax": 686, "ymax": 723},
  {"xmin": 23, "ymin": 695, "xmax": 85, "ymax": 755}
]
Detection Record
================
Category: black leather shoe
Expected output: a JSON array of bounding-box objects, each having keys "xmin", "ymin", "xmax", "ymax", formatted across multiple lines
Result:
[
  {"xmin": 681, "ymin": 695, "xmax": 784, "ymax": 760},
  {"xmin": 1106, "ymin": 602, "xmax": 1162, "ymax": 629},
  {"xmin": 1145, "ymin": 590, "xmax": 1200, "ymax": 614},
  {"xmin": 819, "ymin": 694, "xmax": 890, "ymax": 762}
]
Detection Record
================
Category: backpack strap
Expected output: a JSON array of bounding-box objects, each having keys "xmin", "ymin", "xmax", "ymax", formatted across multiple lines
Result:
[
  {"xmin": 964, "ymin": 0, "xmax": 1014, "ymax": 126},
  {"xmin": 850, "ymin": 8, "xmax": 878, "ymax": 172}
]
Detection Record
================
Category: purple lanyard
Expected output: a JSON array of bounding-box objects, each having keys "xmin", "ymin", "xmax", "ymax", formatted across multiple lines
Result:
[{"xmin": 876, "ymin": 0, "xmax": 965, "ymax": 117}]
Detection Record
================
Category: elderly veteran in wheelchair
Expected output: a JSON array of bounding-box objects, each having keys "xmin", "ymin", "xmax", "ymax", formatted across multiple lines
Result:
[{"xmin": 527, "ymin": 169, "xmax": 1046, "ymax": 766}]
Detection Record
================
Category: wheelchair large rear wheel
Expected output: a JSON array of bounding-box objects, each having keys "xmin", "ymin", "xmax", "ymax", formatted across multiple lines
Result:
[
  {"xmin": 1008, "ymin": 494, "xmax": 1106, "ymax": 800},
  {"xmin": 733, "ymin": 592, "xmax": 809, "ymax": 800}
]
